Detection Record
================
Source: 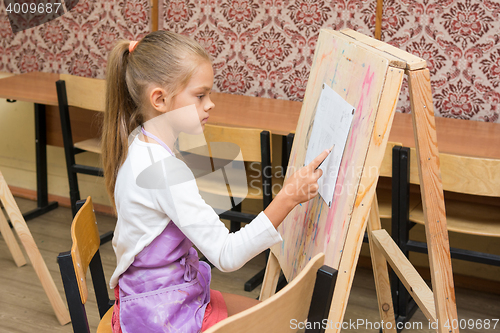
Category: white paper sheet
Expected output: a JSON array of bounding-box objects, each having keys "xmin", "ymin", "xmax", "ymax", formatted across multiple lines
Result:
[{"xmin": 304, "ymin": 83, "xmax": 355, "ymax": 207}]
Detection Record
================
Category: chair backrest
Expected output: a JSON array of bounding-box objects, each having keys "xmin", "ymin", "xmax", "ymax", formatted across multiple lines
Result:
[
  {"xmin": 71, "ymin": 196, "xmax": 100, "ymax": 304},
  {"xmin": 59, "ymin": 74, "xmax": 106, "ymax": 112},
  {"xmin": 406, "ymin": 148, "xmax": 500, "ymax": 197},
  {"xmin": 204, "ymin": 253, "xmax": 325, "ymax": 333},
  {"xmin": 58, "ymin": 197, "xmax": 112, "ymax": 333},
  {"xmin": 179, "ymin": 124, "xmax": 271, "ymax": 163},
  {"xmin": 179, "ymin": 123, "xmax": 273, "ymax": 209},
  {"xmin": 378, "ymin": 141, "xmax": 403, "ymax": 178},
  {"xmin": 56, "ymin": 75, "xmax": 106, "ymax": 217}
]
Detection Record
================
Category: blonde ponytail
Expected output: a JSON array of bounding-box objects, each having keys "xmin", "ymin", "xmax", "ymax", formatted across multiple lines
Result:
[{"xmin": 102, "ymin": 41, "xmax": 142, "ymax": 207}]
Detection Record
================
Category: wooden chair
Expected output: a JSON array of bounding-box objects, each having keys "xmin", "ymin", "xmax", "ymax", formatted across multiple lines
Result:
[
  {"xmin": 179, "ymin": 123, "xmax": 275, "ymax": 225},
  {"xmin": 391, "ymin": 145, "xmax": 500, "ymax": 324},
  {"xmin": 179, "ymin": 124, "xmax": 278, "ymax": 290},
  {"xmin": 55, "ymin": 74, "xmax": 106, "ymax": 217},
  {"xmin": 204, "ymin": 252, "xmax": 338, "ymax": 333},
  {"xmin": 57, "ymin": 197, "xmax": 114, "ymax": 333}
]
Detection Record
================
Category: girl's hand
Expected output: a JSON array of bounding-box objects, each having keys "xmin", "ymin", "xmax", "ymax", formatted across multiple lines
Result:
[
  {"xmin": 264, "ymin": 149, "xmax": 330, "ymax": 229},
  {"xmin": 280, "ymin": 149, "xmax": 330, "ymax": 206}
]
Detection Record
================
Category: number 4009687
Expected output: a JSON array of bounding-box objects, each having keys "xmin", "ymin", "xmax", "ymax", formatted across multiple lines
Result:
[{"xmin": 6, "ymin": 2, "xmax": 63, "ymax": 14}]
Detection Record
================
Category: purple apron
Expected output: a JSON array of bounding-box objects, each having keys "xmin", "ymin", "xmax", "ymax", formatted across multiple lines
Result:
[{"xmin": 118, "ymin": 221, "xmax": 211, "ymax": 332}]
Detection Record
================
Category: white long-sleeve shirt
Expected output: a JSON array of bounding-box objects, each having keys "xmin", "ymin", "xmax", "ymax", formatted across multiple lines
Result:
[{"xmin": 109, "ymin": 135, "xmax": 282, "ymax": 288}]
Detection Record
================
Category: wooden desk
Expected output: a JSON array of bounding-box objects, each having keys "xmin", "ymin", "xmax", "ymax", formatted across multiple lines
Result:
[
  {"xmin": 389, "ymin": 112, "xmax": 500, "ymax": 159},
  {"xmin": 210, "ymin": 92, "xmax": 302, "ymax": 136},
  {"xmin": 0, "ymin": 72, "xmax": 59, "ymax": 105},
  {"xmin": 0, "ymin": 72, "xmax": 60, "ymax": 220},
  {"xmin": 211, "ymin": 94, "xmax": 500, "ymax": 159},
  {"xmin": 3, "ymin": 72, "xmax": 500, "ymax": 157}
]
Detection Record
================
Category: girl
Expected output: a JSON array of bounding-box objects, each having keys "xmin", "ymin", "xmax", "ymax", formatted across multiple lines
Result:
[{"xmin": 102, "ymin": 30, "xmax": 329, "ymax": 333}]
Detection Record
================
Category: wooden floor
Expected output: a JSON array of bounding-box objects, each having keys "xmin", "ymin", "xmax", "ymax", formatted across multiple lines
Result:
[{"xmin": 1, "ymin": 197, "xmax": 499, "ymax": 333}]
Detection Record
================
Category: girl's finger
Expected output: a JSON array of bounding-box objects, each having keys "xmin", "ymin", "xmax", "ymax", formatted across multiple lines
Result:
[
  {"xmin": 309, "ymin": 149, "xmax": 331, "ymax": 170},
  {"xmin": 315, "ymin": 168, "xmax": 323, "ymax": 179}
]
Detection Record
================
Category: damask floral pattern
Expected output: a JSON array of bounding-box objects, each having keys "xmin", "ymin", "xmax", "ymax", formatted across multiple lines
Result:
[
  {"xmin": 214, "ymin": 60, "xmax": 254, "ymax": 94},
  {"xmin": 442, "ymin": 1, "xmax": 493, "ymax": 49},
  {"xmin": 250, "ymin": 27, "xmax": 291, "ymax": 71},
  {"xmin": 0, "ymin": 0, "xmax": 498, "ymax": 122},
  {"xmin": 160, "ymin": 0, "xmax": 375, "ymax": 101},
  {"xmin": 382, "ymin": 0, "xmax": 500, "ymax": 121},
  {"xmin": 221, "ymin": 0, "xmax": 259, "ymax": 31},
  {"xmin": 434, "ymin": 80, "xmax": 483, "ymax": 119},
  {"xmin": 287, "ymin": 0, "xmax": 331, "ymax": 37},
  {"xmin": 0, "ymin": 0, "xmax": 151, "ymax": 78},
  {"xmin": 164, "ymin": 0, "xmax": 196, "ymax": 31}
]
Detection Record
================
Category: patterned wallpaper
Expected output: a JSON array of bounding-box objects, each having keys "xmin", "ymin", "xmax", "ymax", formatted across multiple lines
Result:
[
  {"xmin": 381, "ymin": 0, "xmax": 500, "ymax": 122},
  {"xmin": 0, "ymin": 0, "xmax": 151, "ymax": 78},
  {"xmin": 0, "ymin": 0, "xmax": 499, "ymax": 122},
  {"xmin": 160, "ymin": 0, "xmax": 375, "ymax": 101}
]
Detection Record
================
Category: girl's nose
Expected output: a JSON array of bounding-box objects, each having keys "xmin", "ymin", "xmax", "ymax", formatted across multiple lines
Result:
[{"xmin": 205, "ymin": 98, "xmax": 215, "ymax": 111}]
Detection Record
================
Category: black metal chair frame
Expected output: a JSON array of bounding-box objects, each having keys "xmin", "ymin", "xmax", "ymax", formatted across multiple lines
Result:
[
  {"xmin": 390, "ymin": 145, "xmax": 500, "ymax": 331},
  {"xmin": 305, "ymin": 264, "xmax": 338, "ymax": 333},
  {"xmin": 56, "ymin": 79, "xmax": 103, "ymax": 218},
  {"xmin": 57, "ymin": 200, "xmax": 114, "ymax": 333}
]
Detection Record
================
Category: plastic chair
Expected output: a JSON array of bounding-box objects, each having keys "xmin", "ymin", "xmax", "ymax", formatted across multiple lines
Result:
[
  {"xmin": 56, "ymin": 74, "xmax": 106, "ymax": 217},
  {"xmin": 57, "ymin": 197, "xmax": 114, "ymax": 333},
  {"xmin": 204, "ymin": 252, "xmax": 338, "ymax": 333}
]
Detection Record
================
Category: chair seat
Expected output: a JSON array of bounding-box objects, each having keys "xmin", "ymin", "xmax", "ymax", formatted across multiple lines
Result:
[
  {"xmin": 96, "ymin": 305, "xmax": 114, "ymax": 333},
  {"xmin": 74, "ymin": 138, "xmax": 102, "ymax": 154},
  {"xmin": 196, "ymin": 164, "xmax": 283, "ymax": 200},
  {"xmin": 409, "ymin": 200, "xmax": 500, "ymax": 237},
  {"xmin": 376, "ymin": 188, "xmax": 421, "ymax": 220}
]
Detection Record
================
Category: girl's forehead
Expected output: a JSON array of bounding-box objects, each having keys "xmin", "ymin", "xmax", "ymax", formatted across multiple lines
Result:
[{"xmin": 187, "ymin": 62, "xmax": 214, "ymax": 89}]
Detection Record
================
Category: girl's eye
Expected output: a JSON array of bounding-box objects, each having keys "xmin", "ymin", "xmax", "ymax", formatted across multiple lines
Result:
[{"xmin": 197, "ymin": 95, "xmax": 204, "ymax": 100}]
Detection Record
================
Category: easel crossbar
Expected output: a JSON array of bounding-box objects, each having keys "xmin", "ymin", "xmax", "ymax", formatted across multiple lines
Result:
[{"xmin": 371, "ymin": 229, "xmax": 437, "ymax": 322}]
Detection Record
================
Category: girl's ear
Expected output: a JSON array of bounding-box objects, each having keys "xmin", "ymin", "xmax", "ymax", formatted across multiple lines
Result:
[{"xmin": 149, "ymin": 87, "xmax": 170, "ymax": 113}]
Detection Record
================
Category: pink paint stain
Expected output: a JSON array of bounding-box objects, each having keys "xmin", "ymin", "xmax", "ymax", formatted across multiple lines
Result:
[{"xmin": 323, "ymin": 66, "xmax": 375, "ymax": 250}]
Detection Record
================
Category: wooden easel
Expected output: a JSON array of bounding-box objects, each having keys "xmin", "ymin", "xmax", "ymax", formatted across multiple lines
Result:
[
  {"xmin": 0, "ymin": 170, "xmax": 70, "ymax": 325},
  {"xmin": 260, "ymin": 29, "xmax": 459, "ymax": 333}
]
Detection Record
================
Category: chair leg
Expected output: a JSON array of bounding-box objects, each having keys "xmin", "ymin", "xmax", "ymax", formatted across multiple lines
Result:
[
  {"xmin": 305, "ymin": 265, "xmax": 338, "ymax": 333},
  {"xmin": 244, "ymin": 249, "xmax": 269, "ymax": 291},
  {"xmin": 390, "ymin": 146, "xmax": 402, "ymax": 321},
  {"xmin": 89, "ymin": 250, "xmax": 112, "ymax": 318},
  {"xmin": 57, "ymin": 251, "xmax": 91, "ymax": 333},
  {"xmin": 391, "ymin": 146, "xmax": 418, "ymax": 329},
  {"xmin": 68, "ymin": 170, "xmax": 81, "ymax": 217},
  {"xmin": 57, "ymin": 81, "xmax": 81, "ymax": 218},
  {"xmin": 230, "ymin": 202, "xmax": 242, "ymax": 233},
  {"xmin": 244, "ymin": 267, "xmax": 266, "ymax": 291}
]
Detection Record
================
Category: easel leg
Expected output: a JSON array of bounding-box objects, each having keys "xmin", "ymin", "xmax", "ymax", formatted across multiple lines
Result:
[
  {"xmin": 408, "ymin": 69, "xmax": 458, "ymax": 333},
  {"xmin": 259, "ymin": 251, "xmax": 281, "ymax": 301},
  {"xmin": 325, "ymin": 65, "xmax": 404, "ymax": 333},
  {"xmin": 0, "ymin": 208, "xmax": 26, "ymax": 267},
  {"xmin": 368, "ymin": 195, "xmax": 396, "ymax": 332},
  {"xmin": 0, "ymin": 171, "xmax": 71, "ymax": 325}
]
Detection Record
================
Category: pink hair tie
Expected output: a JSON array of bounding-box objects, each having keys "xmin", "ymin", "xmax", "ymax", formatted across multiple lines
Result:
[{"xmin": 129, "ymin": 41, "xmax": 139, "ymax": 53}]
